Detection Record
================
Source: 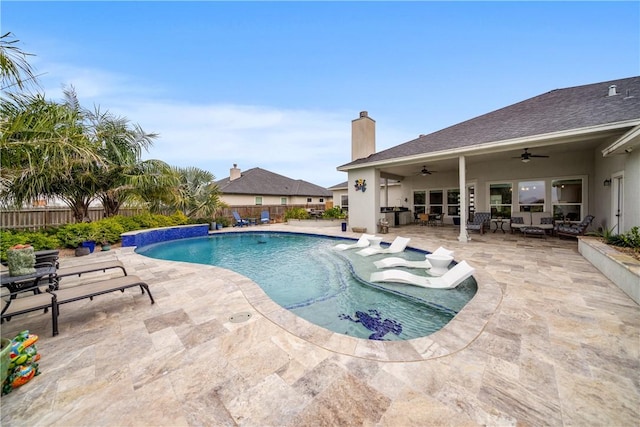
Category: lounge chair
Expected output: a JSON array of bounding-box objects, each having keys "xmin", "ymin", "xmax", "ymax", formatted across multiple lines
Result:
[
  {"xmin": 466, "ymin": 212, "xmax": 491, "ymax": 235},
  {"xmin": 374, "ymin": 246, "xmax": 454, "ymax": 269},
  {"xmin": 260, "ymin": 210, "xmax": 270, "ymax": 224},
  {"xmin": 56, "ymin": 260, "xmax": 127, "ymax": 280},
  {"xmin": 1, "ymin": 291, "xmax": 58, "ymax": 335},
  {"xmin": 356, "ymin": 236, "xmax": 411, "ymax": 257},
  {"xmin": 232, "ymin": 211, "xmax": 249, "ymax": 227},
  {"xmin": 2, "ymin": 275, "xmax": 154, "ymax": 337},
  {"xmin": 42, "ymin": 260, "xmax": 127, "ymax": 290},
  {"xmin": 333, "ymin": 234, "xmax": 376, "ymax": 251},
  {"xmin": 51, "ymin": 275, "xmax": 154, "ymax": 336},
  {"xmin": 369, "ymin": 260, "xmax": 475, "ymax": 289}
]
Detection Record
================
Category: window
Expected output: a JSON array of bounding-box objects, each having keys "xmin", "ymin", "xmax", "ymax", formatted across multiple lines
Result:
[
  {"xmin": 518, "ymin": 180, "xmax": 545, "ymax": 212},
  {"xmin": 319, "ymin": 198, "xmax": 324, "ymax": 203},
  {"xmin": 413, "ymin": 191, "xmax": 426, "ymax": 215},
  {"xmin": 447, "ymin": 189, "xmax": 460, "ymax": 216},
  {"xmin": 552, "ymin": 178, "xmax": 583, "ymax": 220},
  {"xmin": 255, "ymin": 196, "xmax": 262, "ymax": 206},
  {"xmin": 280, "ymin": 197, "xmax": 287, "ymax": 205},
  {"xmin": 429, "ymin": 190, "xmax": 443, "ymax": 214},
  {"xmin": 341, "ymin": 195, "xmax": 349, "ymax": 211},
  {"xmin": 307, "ymin": 198, "xmax": 312, "ymax": 203},
  {"xmin": 489, "ymin": 183, "xmax": 512, "ymax": 218}
]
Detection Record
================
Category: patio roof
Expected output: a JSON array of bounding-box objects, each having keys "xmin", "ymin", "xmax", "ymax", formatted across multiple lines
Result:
[{"xmin": 339, "ymin": 76, "xmax": 640, "ymax": 170}]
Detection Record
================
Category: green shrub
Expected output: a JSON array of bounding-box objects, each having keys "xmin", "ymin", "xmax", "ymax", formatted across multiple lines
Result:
[
  {"xmin": 214, "ymin": 216, "xmax": 231, "ymax": 227},
  {"xmin": 284, "ymin": 207, "xmax": 310, "ymax": 220},
  {"xmin": 322, "ymin": 207, "xmax": 346, "ymax": 219},
  {"xmin": 90, "ymin": 219, "xmax": 125, "ymax": 244},
  {"xmin": 56, "ymin": 223, "xmax": 94, "ymax": 248},
  {"xmin": 0, "ymin": 229, "xmax": 60, "ymax": 262},
  {"xmin": 605, "ymin": 226, "xmax": 640, "ymax": 249}
]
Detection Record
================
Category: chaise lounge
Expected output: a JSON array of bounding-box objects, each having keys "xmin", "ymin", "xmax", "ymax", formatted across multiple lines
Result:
[
  {"xmin": 1, "ymin": 275, "xmax": 154, "ymax": 336},
  {"xmin": 333, "ymin": 234, "xmax": 376, "ymax": 251},
  {"xmin": 356, "ymin": 236, "xmax": 411, "ymax": 257},
  {"xmin": 373, "ymin": 246, "xmax": 454, "ymax": 269},
  {"xmin": 369, "ymin": 260, "xmax": 475, "ymax": 290}
]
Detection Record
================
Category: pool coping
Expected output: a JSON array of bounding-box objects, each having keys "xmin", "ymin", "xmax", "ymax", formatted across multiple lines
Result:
[{"xmin": 135, "ymin": 229, "xmax": 504, "ymax": 362}]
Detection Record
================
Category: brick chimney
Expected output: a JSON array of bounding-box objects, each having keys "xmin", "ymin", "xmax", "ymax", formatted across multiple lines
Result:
[
  {"xmin": 351, "ymin": 111, "xmax": 375, "ymax": 161},
  {"xmin": 230, "ymin": 163, "xmax": 241, "ymax": 181}
]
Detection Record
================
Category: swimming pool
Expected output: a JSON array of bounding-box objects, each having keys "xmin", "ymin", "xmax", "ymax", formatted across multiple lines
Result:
[{"xmin": 136, "ymin": 231, "xmax": 477, "ymax": 341}]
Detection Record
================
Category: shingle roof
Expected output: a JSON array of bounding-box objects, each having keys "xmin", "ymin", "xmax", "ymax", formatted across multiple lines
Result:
[
  {"xmin": 216, "ymin": 167, "xmax": 332, "ymax": 197},
  {"xmin": 340, "ymin": 76, "xmax": 640, "ymax": 168}
]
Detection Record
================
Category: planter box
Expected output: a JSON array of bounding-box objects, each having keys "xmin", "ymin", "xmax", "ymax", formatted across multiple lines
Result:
[
  {"xmin": 286, "ymin": 219, "xmax": 341, "ymax": 228},
  {"xmin": 579, "ymin": 237, "xmax": 640, "ymax": 305}
]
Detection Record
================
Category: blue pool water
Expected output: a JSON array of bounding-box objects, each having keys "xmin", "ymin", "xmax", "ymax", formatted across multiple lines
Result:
[{"xmin": 136, "ymin": 232, "xmax": 477, "ymax": 341}]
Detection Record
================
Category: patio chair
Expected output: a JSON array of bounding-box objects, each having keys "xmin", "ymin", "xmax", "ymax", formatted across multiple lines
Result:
[
  {"xmin": 260, "ymin": 210, "xmax": 270, "ymax": 224},
  {"xmin": 356, "ymin": 236, "xmax": 411, "ymax": 257},
  {"xmin": 369, "ymin": 260, "xmax": 475, "ymax": 290},
  {"xmin": 232, "ymin": 211, "xmax": 249, "ymax": 227},
  {"xmin": 466, "ymin": 212, "xmax": 491, "ymax": 235},
  {"xmin": 555, "ymin": 215, "xmax": 595, "ymax": 239}
]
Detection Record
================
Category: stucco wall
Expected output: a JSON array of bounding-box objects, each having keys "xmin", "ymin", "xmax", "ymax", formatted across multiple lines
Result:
[{"xmin": 221, "ymin": 194, "xmax": 331, "ymax": 207}]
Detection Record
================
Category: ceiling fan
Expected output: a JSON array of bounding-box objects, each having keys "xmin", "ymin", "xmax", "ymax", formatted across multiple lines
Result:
[
  {"xmin": 419, "ymin": 166, "xmax": 437, "ymax": 176},
  {"xmin": 513, "ymin": 148, "xmax": 549, "ymax": 163}
]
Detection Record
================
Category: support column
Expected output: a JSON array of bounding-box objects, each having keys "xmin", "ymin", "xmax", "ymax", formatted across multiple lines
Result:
[{"xmin": 458, "ymin": 155, "xmax": 469, "ymax": 243}]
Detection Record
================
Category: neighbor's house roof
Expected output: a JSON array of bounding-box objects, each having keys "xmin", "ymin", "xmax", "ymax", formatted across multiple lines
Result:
[
  {"xmin": 339, "ymin": 76, "xmax": 640, "ymax": 170},
  {"xmin": 216, "ymin": 167, "xmax": 332, "ymax": 197}
]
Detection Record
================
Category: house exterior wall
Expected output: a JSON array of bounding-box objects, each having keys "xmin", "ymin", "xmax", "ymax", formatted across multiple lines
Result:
[{"xmin": 220, "ymin": 194, "xmax": 332, "ymax": 207}]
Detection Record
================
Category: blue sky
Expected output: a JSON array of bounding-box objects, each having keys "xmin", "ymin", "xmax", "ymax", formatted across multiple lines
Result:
[{"xmin": 3, "ymin": 1, "xmax": 639, "ymax": 187}]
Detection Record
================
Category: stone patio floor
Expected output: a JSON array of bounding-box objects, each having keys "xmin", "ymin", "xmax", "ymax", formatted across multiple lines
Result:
[{"xmin": 1, "ymin": 223, "xmax": 638, "ymax": 426}]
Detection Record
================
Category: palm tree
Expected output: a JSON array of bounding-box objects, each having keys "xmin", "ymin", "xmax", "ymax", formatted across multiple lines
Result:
[
  {"xmin": 171, "ymin": 166, "xmax": 225, "ymax": 218},
  {"xmin": 0, "ymin": 92, "xmax": 100, "ymax": 218},
  {"xmin": 84, "ymin": 102, "xmax": 166, "ymax": 217},
  {"xmin": 0, "ymin": 32, "xmax": 39, "ymax": 91}
]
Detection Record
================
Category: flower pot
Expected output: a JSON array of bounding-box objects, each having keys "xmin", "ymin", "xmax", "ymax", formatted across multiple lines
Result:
[
  {"xmin": 101, "ymin": 244, "xmax": 111, "ymax": 251},
  {"xmin": 0, "ymin": 338, "xmax": 11, "ymax": 384},
  {"xmin": 81, "ymin": 241, "xmax": 96, "ymax": 253}
]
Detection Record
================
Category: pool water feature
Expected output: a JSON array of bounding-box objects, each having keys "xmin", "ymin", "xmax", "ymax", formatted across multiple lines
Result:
[{"xmin": 136, "ymin": 232, "xmax": 477, "ymax": 341}]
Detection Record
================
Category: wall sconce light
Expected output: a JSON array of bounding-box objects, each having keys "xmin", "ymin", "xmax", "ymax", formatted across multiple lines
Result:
[
  {"xmin": 404, "ymin": 198, "xmax": 408, "ymax": 202},
  {"xmin": 603, "ymin": 179, "xmax": 612, "ymax": 187}
]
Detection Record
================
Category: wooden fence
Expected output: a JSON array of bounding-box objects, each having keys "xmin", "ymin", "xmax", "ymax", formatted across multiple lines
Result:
[
  {"xmin": 0, "ymin": 204, "xmax": 328, "ymax": 231},
  {"xmin": 0, "ymin": 207, "xmax": 144, "ymax": 231}
]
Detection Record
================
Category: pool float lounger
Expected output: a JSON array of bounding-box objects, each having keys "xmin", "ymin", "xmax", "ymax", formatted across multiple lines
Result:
[
  {"xmin": 369, "ymin": 260, "xmax": 475, "ymax": 290},
  {"xmin": 333, "ymin": 233, "xmax": 377, "ymax": 251},
  {"xmin": 373, "ymin": 246, "xmax": 454, "ymax": 269},
  {"xmin": 356, "ymin": 236, "xmax": 411, "ymax": 257}
]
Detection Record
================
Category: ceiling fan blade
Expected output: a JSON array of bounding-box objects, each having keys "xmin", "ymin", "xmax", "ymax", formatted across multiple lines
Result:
[{"xmin": 530, "ymin": 154, "xmax": 549, "ymax": 158}]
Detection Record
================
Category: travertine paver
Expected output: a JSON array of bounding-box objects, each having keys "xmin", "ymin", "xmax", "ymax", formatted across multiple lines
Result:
[{"xmin": 1, "ymin": 224, "xmax": 638, "ymax": 426}]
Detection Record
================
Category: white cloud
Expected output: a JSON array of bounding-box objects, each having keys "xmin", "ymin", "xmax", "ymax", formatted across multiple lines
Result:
[{"xmin": 35, "ymin": 63, "xmax": 410, "ymax": 187}]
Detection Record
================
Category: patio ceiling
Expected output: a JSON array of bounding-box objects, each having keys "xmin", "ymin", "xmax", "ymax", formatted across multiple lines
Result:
[{"xmin": 375, "ymin": 127, "xmax": 625, "ymax": 179}]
